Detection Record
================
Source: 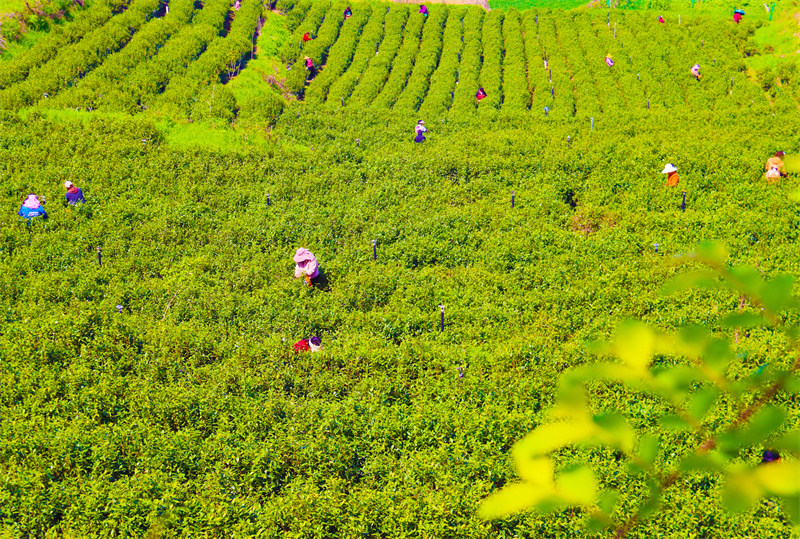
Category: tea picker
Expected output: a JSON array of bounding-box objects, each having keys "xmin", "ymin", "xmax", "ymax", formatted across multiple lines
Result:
[
  {"xmin": 733, "ymin": 8, "xmax": 745, "ymax": 23},
  {"xmin": 419, "ymin": 4, "xmax": 428, "ymax": 17},
  {"xmin": 64, "ymin": 181, "xmax": 85, "ymax": 205},
  {"xmin": 304, "ymin": 56, "xmax": 315, "ymax": 78},
  {"xmin": 293, "ymin": 247, "xmax": 323, "ymax": 286},
  {"xmin": 18, "ymin": 194, "xmax": 47, "ymax": 221},
  {"xmin": 691, "ymin": 64, "xmax": 702, "ymax": 81},
  {"xmin": 415, "ymin": 120, "xmax": 427, "ymax": 136},
  {"xmin": 476, "ymin": 87, "xmax": 487, "ymax": 101},
  {"xmin": 662, "ymin": 163, "xmax": 680, "ymax": 187},
  {"xmin": 294, "ymin": 335, "xmax": 322, "ymax": 353},
  {"xmin": 764, "ymin": 151, "xmax": 786, "ymax": 180},
  {"xmin": 302, "ymin": 32, "xmax": 312, "ymax": 42},
  {"xmin": 344, "ymin": 6, "xmax": 352, "ymax": 19}
]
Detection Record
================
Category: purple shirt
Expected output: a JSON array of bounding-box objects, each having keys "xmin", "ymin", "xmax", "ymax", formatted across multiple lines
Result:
[{"xmin": 66, "ymin": 188, "xmax": 85, "ymax": 205}]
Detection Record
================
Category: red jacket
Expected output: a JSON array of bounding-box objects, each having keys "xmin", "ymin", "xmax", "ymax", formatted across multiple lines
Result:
[{"xmin": 294, "ymin": 339, "xmax": 311, "ymax": 352}]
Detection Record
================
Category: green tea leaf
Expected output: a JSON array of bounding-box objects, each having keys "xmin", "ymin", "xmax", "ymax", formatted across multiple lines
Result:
[
  {"xmin": 662, "ymin": 271, "xmax": 722, "ymax": 295},
  {"xmin": 638, "ymin": 478, "xmax": 662, "ymax": 517},
  {"xmin": 703, "ymin": 338, "xmax": 731, "ymax": 373},
  {"xmin": 598, "ymin": 490, "xmax": 619, "ymax": 515},
  {"xmin": 760, "ymin": 275, "xmax": 796, "ymax": 314},
  {"xmin": 756, "ymin": 461, "xmax": 800, "ymax": 496},
  {"xmin": 478, "ymin": 483, "xmax": 550, "ymax": 519},
  {"xmin": 587, "ymin": 515, "xmax": 609, "ymax": 533},
  {"xmin": 785, "ymin": 375, "xmax": 800, "ymax": 394},
  {"xmin": 655, "ymin": 366, "xmax": 707, "ymax": 393},
  {"xmin": 780, "ymin": 495, "xmax": 800, "ymax": 525},
  {"xmin": 637, "ymin": 435, "xmax": 660, "ymax": 467},
  {"xmin": 659, "ymin": 414, "xmax": 692, "ymax": 431},
  {"xmin": 770, "ymin": 430, "xmax": 800, "ymax": 453},
  {"xmin": 615, "ymin": 321, "xmax": 655, "ymax": 372},
  {"xmin": 695, "ymin": 242, "xmax": 728, "ymax": 266},
  {"xmin": 721, "ymin": 313, "xmax": 763, "ymax": 328},
  {"xmin": 592, "ymin": 413, "xmax": 636, "ymax": 453},
  {"xmin": 724, "ymin": 461, "xmax": 800, "ymax": 515},
  {"xmin": 740, "ymin": 406, "xmax": 787, "ymax": 445},
  {"xmin": 516, "ymin": 457, "xmax": 554, "ymax": 487},
  {"xmin": 556, "ymin": 466, "xmax": 597, "ymax": 506},
  {"xmin": 513, "ymin": 421, "xmax": 596, "ymax": 458},
  {"xmin": 688, "ymin": 387, "xmax": 720, "ymax": 421},
  {"xmin": 679, "ymin": 453, "xmax": 723, "ymax": 473},
  {"xmin": 728, "ymin": 265, "xmax": 764, "ymax": 297},
  {"xmin": 723, "ymin": 470, "xmax": 761, "ymax": 513},
  {"xmin": 534, "ymin": 496, "xmax": 568, "ymax": 514}
]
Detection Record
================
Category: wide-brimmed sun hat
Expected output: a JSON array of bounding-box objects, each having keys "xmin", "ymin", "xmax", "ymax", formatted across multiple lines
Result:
[
  {"xmin": 293, "ymin": 247, "xmax": 315, "ymax": 264},
  {"xmin": 64, "ymin": 181, "xmax": 74, "ymax": 188},
  {"xmin": 309, "ymin": 336, "xmax": 322, "ymax": 351},
  {"xmin": 662, "ymin": 163, "xmax": 678, "ymax": 174}
]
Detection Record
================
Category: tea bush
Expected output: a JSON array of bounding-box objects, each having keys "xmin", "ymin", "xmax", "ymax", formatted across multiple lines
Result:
[
  {"xmin": 0, "ymin": 106, "xmax": 798, "ymax": 537},
  {"xmin": 0, "ymin": 1, "xmax": 798, "ymax": 536}
]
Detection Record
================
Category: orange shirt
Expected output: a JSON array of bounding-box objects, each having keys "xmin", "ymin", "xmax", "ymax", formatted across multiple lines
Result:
[
  {"xmin": 665, "ymin": 172, "xmax": 679, "ymax": 186},
  {"xmin": 765, "ymin": 156, "xmax": 786, "ymax": 176}
]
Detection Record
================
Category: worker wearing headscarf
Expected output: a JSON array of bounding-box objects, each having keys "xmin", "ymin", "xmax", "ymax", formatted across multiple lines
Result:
[
  {"xmin": 304, "ymin": 56, "xmax": 315, "ymax": 78},
  {"xmin": 18, "ymin": 194, "xmax": 47, "ymax": 220},
  {"xmin": 691, "ymin": 64, "xmax": 701, "ymax": 81},
  {"xmin": 294, "ymin": 335, "xmax": 322, "ymax": 353},
  {"xmin": 419, "ymin": 5, "xmax": 428, "ymax": 16},
  {"xmin": 64, "ymin": 181, "xmax": 85, "ymax": 205},
  {"xmin": 476, "ymin": 87, "xmax": 487, "ymax": 101},
  {"xmin": 302, "ymin": 32, "xmax": 312, "ymax": 42},
  {"xmin": 293, "ymin": 247, "xmax": 320, "ymax": 286},
  {"xmin": 765, "ymin": 151, "xmax": 786, "ymax": 180},
  {"xmin": 415, "ymin": 120, "xmax": 427, "ymax": 136},
  {"xmin": 605, "ymin": 54, "xmax": 614, "ymax": 67},
  {"xmin": 662, "ymin": 163, "xmax": 679, "ymax": 187}
]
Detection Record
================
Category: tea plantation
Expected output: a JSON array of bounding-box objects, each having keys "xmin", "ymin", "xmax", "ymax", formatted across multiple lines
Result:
[{"xmin": 0, "ymin": 0, "xmax": 799, "ymax": 537}]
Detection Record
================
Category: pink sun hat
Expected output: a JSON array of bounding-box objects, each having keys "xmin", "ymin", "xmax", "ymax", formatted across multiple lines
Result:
[
  {"xmin": 23, "ymin": 194, "xmax": 41, "ymax": 209},
  {"xmin": 293, "ymin": 248, "xmax": 316, "ymax": 263}
]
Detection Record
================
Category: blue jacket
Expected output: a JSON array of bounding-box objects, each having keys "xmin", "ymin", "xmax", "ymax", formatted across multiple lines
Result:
[{"xmin": 19, "ymin": 204, "xmax": 47, "ymax": 220}]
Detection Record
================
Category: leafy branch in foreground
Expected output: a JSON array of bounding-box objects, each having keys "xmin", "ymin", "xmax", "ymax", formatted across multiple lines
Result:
[{"xmin": 479, "ymin": 242, "xmax": 800, "ymax": 537}]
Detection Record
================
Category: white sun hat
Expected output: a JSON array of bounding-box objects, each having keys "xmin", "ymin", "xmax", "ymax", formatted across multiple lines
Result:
[
  {"xmin": 661, "ymin": 163, "xmax": 678, "ymax": 174},
  {"xmin": 64, "ymin": 180, "xmax": 74, "ymax": 188}
]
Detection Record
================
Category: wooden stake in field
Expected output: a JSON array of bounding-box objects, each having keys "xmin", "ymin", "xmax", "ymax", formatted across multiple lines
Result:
[
  {"xmin": 439, "ymin": 305, "xmax": 445, "ymax": 332},
  {"xmin": 372, "ymin": 239, "xmax": 377, "ymax": 261},
  {"xmin": 511, "ymin": 191, "xmax": 515, "ymax": 208}
]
